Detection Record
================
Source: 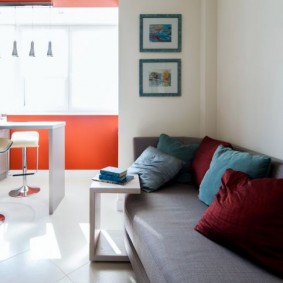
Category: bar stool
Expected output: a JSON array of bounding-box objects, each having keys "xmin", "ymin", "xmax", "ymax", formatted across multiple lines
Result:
[
  {"xmin": 0, "ymin": 138, "xmax": 13, "ymax": 224},
  {"xmin": 9, "ymin": 131, "xmax": 40, "ymax": 198},
  {"xmin": 0, "ymin": 214, "xmax": 4, "ymax": 224}
]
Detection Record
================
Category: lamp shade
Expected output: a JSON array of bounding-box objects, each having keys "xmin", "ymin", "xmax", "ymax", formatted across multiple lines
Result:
[
  {"xmin": 29, "ymin": 41, "xmax": 35, "ymax": 56},
  {"xmin": 12, "ymin": 40, "xmax": 19, "ymax": 57}
]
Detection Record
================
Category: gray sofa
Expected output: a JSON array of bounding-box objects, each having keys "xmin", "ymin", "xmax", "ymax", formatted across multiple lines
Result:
[{"xmin": 124, "ymin": 137, "xmax": 283, "ymax": 283}]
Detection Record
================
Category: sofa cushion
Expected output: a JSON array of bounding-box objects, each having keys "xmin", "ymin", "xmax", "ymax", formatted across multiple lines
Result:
[
  {"xmin": 195, "ymin": 169, "xmax": 283, "ymax": 278},
  {"xmin": 125, "ymin": 183, "xmax": 282, "ymax": 283},
  {"xmin": 128, "ymin": 146, "xmax": 184, "ymax": 192},
  {"xmin": 199, "ymin": 145, "xmax": 271, "ymax": 205},
  {"xmin": 157, "ymin": 133, "xmax": 198, "ymax": 184},
  {"xmin": 191, "ymin": 136, "xmax": 231, "ymax": 187}
]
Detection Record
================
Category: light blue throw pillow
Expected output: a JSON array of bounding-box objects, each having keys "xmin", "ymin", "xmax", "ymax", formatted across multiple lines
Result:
[
  {"xmin": 199, "ymin": 145, "xmax": 271, "ymax": 205},
  {"xmin": 128, "ymin": 146, "xmax": 184, "ymax": 192}
]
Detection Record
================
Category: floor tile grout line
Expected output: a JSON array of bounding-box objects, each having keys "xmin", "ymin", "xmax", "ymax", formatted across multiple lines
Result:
[
  {"xmin": 49, "ymin": 259, "xmax": 76, "ymax": 283},
  {"xmin": 64, "ymin": 260, "xmax": 91, "ymax": 279},
  {"xmin": 55, "ymin": 274, "xmax": 75, "ymax": 283},
  {"xmin": 0, "ymin": 248, "xmax": 30, "ymax": 264}
]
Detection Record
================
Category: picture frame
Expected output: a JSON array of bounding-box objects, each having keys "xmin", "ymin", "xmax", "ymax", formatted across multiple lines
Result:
[
  {"xmin": 139, "ymin": 59, "xmax": 181, "ymax": 97},
  {"xmin": 140, "ymin": 14, "xmax": 182, "ymax": 52}
]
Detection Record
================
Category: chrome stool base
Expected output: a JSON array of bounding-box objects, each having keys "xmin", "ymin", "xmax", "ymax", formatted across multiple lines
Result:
[{"xmin": 9, "ymin": 186, "xmax": 40, "ymax": 198}]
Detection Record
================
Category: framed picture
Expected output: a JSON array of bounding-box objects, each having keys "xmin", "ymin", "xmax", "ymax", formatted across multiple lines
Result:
[
  {"xmin": 139, "ymin": 59, "xmax": 181, "ymax": 97},
  {"xmin": 140, "ymin": 14, "xmax": 182, "ymax": 52}
]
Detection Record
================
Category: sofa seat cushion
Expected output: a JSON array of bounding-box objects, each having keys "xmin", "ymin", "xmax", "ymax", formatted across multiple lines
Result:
[{"xmin": 124, "ymin": 184, "xmax": 282, "ymax": 283}]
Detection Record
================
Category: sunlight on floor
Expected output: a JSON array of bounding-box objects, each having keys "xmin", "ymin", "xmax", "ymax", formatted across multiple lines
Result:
[
  {"xmin": 30, "ymin": 223, "xmax": 61, "ymax": 260},
  {"xmin": 0, "ymin": 223, "xmax": 10, "ymax": 261},
  {"xmin": 101, "ymin": 229, "xmax": 122, "ymax": 255},
  {"xmin": 0, "ymin": 170, "xmax": 136, "ymax": 283},
  {"xmin": 79, "ymin": 223, "xmax": 89, "ymax": 241}
]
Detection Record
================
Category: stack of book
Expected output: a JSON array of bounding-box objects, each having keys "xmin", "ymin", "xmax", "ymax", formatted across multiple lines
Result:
[{"xmin": 93, "ymin": 166, "xmax": 134, "ymax": 185}]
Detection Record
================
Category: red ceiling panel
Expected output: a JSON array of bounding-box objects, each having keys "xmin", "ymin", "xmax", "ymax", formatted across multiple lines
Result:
[
  {"xmin": 53, "ymin": 0, "xmax": 118, "ymax": 7},
  {"xmin": 0, "ymin": 0, "xmax": 51, "ymax": 3},
  {"xmin": 0, "ymin": 0, "xmax": 118, "ymax": 6}
]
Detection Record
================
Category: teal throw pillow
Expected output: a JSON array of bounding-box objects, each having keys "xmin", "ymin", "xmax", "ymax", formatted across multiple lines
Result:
[
  {"xmin": 199, "ymin": 145, "xmax": 271, "ymax": 205},
  {"xmin": 128, "ymin": 146, "xmax": 184, "ymax": 192},
  {"xmin": 157, "ymin": 133, "xmax": 199, "ymax": 184}
]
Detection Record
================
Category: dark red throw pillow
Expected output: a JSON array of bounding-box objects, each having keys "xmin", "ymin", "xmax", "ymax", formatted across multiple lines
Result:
[
  {"xmin": 195, "ymin": 169, "xmax": 283, "ymax": 278},
  {"xmin": 191, "ymin": 136, "xmax": 231, "ymax": 187}
]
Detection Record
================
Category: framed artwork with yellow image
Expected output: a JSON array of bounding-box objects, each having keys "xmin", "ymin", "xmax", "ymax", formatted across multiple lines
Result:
[{"xmin": 139, "ymin": 59, "xmax": 181, "ymax": 97}]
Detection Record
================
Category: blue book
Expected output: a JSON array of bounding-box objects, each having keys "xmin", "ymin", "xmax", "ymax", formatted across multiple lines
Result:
[
  {"xmin": 92, "ymin": 174, "xmax": 134, "ymax": 185},
  {"xmin": 99, "ymin": 173, "xmax": 126, "ymax": 182},
  {"xmin": 100, "ymin": 166, "xmax": 127, "ymax": 177}
]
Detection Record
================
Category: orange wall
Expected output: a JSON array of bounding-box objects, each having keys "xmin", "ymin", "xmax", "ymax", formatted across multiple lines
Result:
[{"xmin": 8, "ymin": 115, "xmax": 118, "ymax": 170}]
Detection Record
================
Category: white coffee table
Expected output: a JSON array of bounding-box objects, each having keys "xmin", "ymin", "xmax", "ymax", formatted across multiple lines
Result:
[{"xmin": 89, "ymin": 174, "xmax": 141, "ymax": 262}]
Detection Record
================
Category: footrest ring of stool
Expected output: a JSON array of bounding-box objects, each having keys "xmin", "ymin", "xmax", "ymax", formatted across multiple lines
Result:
[{"xmin": 12, "ymin": 172, "xmax": 35, "ymax": 177}]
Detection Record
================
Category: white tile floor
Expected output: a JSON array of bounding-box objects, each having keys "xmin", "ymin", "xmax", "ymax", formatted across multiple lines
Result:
[{"xmin": 0, "ymin": 170, "xmax": 136, "ymax": 283}]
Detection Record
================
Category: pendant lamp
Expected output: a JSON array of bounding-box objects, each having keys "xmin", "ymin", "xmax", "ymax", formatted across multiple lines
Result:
[
  {"xmin": 12, "ymin": 7, "xmax": 19, "ymax": 57},
  {"xmin": 47, "ymin": 6, "xmax": 53, "ymax": 57},
  {"xmin": 12, "ymin": 40, "xmax": 19, "ymax": 57},
  {"xmin": 29, "ymin": 6, "xmax": 35, "ymax": 57},
  {"xmin": 29, "ymin": 41, "xmax": 35, "ymax": 57},
  {"xmin": 47, "ymin": 41, "xmax": 53, "ymax": 57}
]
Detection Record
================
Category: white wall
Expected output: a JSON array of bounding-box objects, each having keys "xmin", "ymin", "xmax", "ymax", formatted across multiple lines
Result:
[
  {"xmin": 119, "ymin": 0, "xmax": 283, "ymax": 166},
  {"xmin": 217, "ymin": 0, "xmax": 283, "ymax": 159},
  {"xmin": 119, "ymin": 0, "xmax": 203, "ymax": 167},
  {"xmin": 200, "ymin": 0, "xmax": 217, "ymax": 137}
]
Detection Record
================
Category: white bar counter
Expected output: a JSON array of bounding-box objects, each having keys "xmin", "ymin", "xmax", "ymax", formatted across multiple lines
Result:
[{"xmin": 0, "ymin": 121, "xmax": 66, "ymax": 214}]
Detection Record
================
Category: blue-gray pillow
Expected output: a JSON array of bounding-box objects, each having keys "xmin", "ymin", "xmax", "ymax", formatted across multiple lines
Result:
[
  {"xmin": 199, "ymin": 145, "xmax": 271, "ymax": 205},
  {"xmin": 157, "ymin": 133, "xmax": 199, "ymax": 184},
  {"xmin": 128, "ymin": 146, "xmax": 184, "ymax": 192}
]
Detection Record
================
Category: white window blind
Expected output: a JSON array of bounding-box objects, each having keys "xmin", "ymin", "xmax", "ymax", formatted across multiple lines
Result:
[
  {"xmin": 70, "ymin": 26, "xmax": 118, "ymax": 114},
  {"xmin": 0, "ymin": 7, "xmax": 118, "ymax": 115}
]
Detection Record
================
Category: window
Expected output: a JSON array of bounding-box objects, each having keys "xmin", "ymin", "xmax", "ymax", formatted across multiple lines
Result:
[
  {"xmin": 70, "ymin": 26, "xmax": 118, "ymax": 113},
  {"xmin": 0, "ymin": 7, "xmax": 118, "ymax": 115}
]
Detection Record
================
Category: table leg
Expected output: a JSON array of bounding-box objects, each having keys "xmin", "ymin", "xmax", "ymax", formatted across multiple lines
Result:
[
  {"xmin": 89, "ymin": 190, "xmax": 101, "ymax": 261},
  {"xmin": 89, "ymin": 190, "xmax": 129, "ymax": 262},
  {"xmin": 49, "ymin": 126, "xmax": 65, "ymax": 214}
]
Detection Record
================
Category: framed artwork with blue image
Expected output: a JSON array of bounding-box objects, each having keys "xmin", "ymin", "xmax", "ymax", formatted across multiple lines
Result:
[{"xmin": 140, "ymin": 14, "xmax": 182, "ymax": 52}]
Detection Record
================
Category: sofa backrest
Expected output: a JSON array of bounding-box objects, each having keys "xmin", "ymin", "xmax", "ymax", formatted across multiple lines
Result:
[
  {"xmin": 133, "ymin": 137, "xmax": 283, "ymax": 179},
  {"xmin": 233, "ymin": 144, "xmax": 283, "ymax": 179},
  {"xmin": 133, "ymin": 137, "xmax": 202, "ymax": 160}
]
